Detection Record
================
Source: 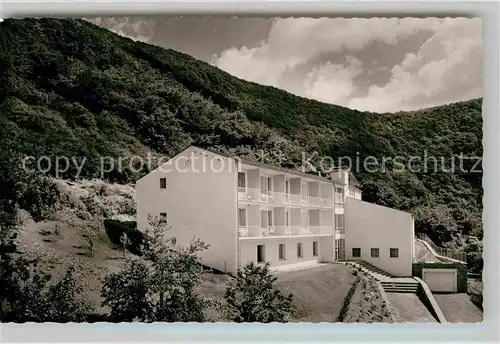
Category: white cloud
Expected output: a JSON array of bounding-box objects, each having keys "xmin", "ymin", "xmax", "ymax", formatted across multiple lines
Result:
[
  {"xmin": 88, "ymin": 17, "xmax": 156, "ymax": 42},
  {"xmin": 348, "ymin": 18, "xmax": 482, "ymax": 112},
  {"xmin": 304, "ymin": 56, "xmax": 363, "ymax": 105},
  {"xmin": 213, "ymin": 17, "xmax": 482, "ymax": 113}
]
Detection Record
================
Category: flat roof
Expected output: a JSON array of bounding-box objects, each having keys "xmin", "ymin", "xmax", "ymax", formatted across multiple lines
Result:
[{"xmin": 197, "ymin": 146, "xmax": 335, "ymax": 184}]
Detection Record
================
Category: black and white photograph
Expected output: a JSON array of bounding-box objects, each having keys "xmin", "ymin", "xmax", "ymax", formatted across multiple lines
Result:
[{"xmin": 0, "ymin": 16, "xmax": 483, "ymax": 325}]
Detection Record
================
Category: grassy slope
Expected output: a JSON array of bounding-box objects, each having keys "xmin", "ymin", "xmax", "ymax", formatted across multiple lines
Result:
[
  {"xmin": 15, "ymin": 178, "xmax": 359, "ymax": 321},
  {"xmin": 0, "ymin": 18, "xmax": 482, "ymax": 248}
]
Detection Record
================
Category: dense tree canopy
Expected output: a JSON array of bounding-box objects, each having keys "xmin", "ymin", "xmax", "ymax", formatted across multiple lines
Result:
[{"xmin": 0, "ymin": 18, "xmax": 483, "ymax": 248}]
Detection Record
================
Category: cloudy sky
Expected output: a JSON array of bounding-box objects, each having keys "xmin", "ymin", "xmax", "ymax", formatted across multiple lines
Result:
[{"xmin": 91, "ymin": 17, "xmax": 482, "ymax": 113}]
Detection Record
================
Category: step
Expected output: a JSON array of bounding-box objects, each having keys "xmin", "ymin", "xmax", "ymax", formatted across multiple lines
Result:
[
  {"xmin": 383, "ymin": 285, "xmax": 419, "ymax": 291},
  {"xmin": 382, "ymin": 283, "xmax": 419, "ymax": 287},
  {"xmin": 384, "ymin": 289, "xmax": 418, "ymax": 293},
  {"xmin": 384, "ymin": 286, "xmax": 418, "ymax": 290}
]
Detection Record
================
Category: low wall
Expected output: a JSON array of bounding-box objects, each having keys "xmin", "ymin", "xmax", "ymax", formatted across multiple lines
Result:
[
  {"xmin": 413, "ymin": 277, "xmax": 448, "ymax": 323},
  {"xmin": 412, "ymin": 262, "xmax": 468, "ymax": 293},
  {"xmin": 340, "ymin": 270, "xmax": 395, "ymax": 323}
]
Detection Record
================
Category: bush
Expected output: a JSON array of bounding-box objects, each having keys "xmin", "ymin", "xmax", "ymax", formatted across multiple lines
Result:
[
  {"xmin": 101, "ymin": 258, "xmax": 150, "ymax": 321},
  {"xmin": 224, "ymin": 262, "xmax": 294, "ymax": 323},
  {"xmin": 0, "ymin": 256, "xmax": 91, "ymax": 322},
  {"xmin": 1, "ymin": 155, "xmax": 60, "ymax": 222},
  {"xmin": 103, "ymin": 219, "xmax": 144, "ymax": 255},
  {"xmin": 101, "ymin": 214, "xmax": 209, "ymax": 322}
]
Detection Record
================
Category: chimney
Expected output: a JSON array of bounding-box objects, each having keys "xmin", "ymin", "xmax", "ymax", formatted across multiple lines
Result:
[{"xmin": 330, "ymin": 169, "xmax": 349, "ymax": 187}]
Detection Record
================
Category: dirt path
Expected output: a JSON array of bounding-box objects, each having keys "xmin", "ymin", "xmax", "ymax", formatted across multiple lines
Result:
[
  {"xmin": 434, "ymin": 294, "xmax": 483, "ymax": 323},
  {"xmin": 386, "ymin": 293, "xmax": 437, "ymax": 323}
]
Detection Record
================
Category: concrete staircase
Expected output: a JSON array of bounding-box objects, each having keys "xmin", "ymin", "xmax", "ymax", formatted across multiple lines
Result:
[
  {"xmin": 348, "ymin": 260, "xmax": 394, "ymax": 278},
  {"xmin": 381, "ymin": 280, "xmax": 419, "ymax": 293},
  {"xmin": 343, "ymin": 260, "xmax": 419, "ymax": 293}
]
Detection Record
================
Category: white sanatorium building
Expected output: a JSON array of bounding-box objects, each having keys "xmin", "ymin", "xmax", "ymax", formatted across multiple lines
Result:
[{"xmin": 136, "ymin": 146, "xmax": 415, "ymax": 277}]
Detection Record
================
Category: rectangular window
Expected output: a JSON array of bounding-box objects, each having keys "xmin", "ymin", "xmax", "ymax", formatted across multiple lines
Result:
[
  {"xmin": 313, "ymin": 241, "xmax": 319, "ymax": 257},
  {"xmin": 352, "ymin": 248, "xmax": 361, "ymax": 258},
  {"xmin": 279, "ymin": 244, "xmax": 286, "ymax": 260},
  {"xmin": 390, "ymin": 248, "xmax": 399, "ymax": 258},
  {"xmin": 335, "ymin": 187, "xmax": 344, "ymax": 203},
  {"xmin": 261, "ymin": 210, "xmax": 268, "ymax": 228},
  {"xmin": 160, "ymin": 178, "xmax": 167, "ymax": 189},
  {"xmin": 238, "ymin": 208, "xmax": 246, "ymax": 227},
  {"xmin": 267, "ymin": 210, "xmax": 273, "ymax": 227},
  {"xmin": 371, "ymin": 248, "xmax": 379, "ymax": 258},
  {"xmin": 297, "ymin": 243, "xmax": 303, "ymax": 258},
  {"xmin": 267, "ymin": 177, "xmax": 272, "ymax": 193},
  {"xmin": 238, "ymin": 172, "xmax": 246, "ymax": 188},
  {"xmin": 339, "ymin": 239, "xmax": 345, "ymax": 260},
  {"xmin": 257, "ymin": 245, "xmax": 265, "ymax": 263},
  {"xmin": 335, "ymin": 214, "xmax": 345, "ymax": 230},
  {"xmin": 260, "ymin": 176, "xmax": 268, "ymax": 194},
  {"xmin": 302, "ymin": 182, "xmax": 308, "ymax": 199}
]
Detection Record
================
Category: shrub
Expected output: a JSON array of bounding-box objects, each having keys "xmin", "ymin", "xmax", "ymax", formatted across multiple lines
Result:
[
  {"xmin": 101, "ymin": 258, "xmax": 150, "ymax": 321},
  {"xmin": 101, "ymin": 214, "xmax": 209, "ymax": 322},
  {"xmin": 224, "ymin": 262, "xmax": 294, "ymax": 323},
  {"xmin": 0, "ymin": 256, "xmax": 91, "ymax": 322},
  {"xmin": 103, "ymin": 219, "xmax": 144, "ymax": 255},
  {"xmin": 2, "ymin": 157, "xmax": 61, "ymax": 222}
]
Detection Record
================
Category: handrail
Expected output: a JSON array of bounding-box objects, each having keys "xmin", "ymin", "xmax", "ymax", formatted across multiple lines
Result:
[
  {"xmin": 238, "ymin": 187, "xmax": 334, "ymax": 206},
  {"xmin": 416, "ymin": 238, "xmax": 467, "ymax": 264}
]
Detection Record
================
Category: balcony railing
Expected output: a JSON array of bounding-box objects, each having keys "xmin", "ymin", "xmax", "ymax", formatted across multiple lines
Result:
[
  {"xmin": 415, "ymin": 233, "xmax": 467, "ymax": 263},
  {"xmin": 238, "ymin": 188, "xmax": 332, "ymax": 207},
  {"xmin": 274, "ymin": 226, "xmax": 292, "ymax": 236},
  {"xmin": 335, "ymin": 227, "xmax": 345, "ymax": 235},
  {"xmin": 284, "ymin": 193, "xmax": 302, "ymax": 206},
  {"xmin": 238, "ymin": 226, "xmax": 249, "ymax": 237},
  {"xmin": 310, "ymin": 226, "xmax": 334, "ymax": 235},
  {"xmin": 290, "ymin": 226, "xmax": 312, "ymax": 236},
  {"xmin": 240, "ymin": 225, "xmax": 334, "ymax": 238}
]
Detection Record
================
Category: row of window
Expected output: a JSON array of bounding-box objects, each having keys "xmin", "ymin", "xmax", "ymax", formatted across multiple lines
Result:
[
  {"xmin": 237, "ymin": 208, "xmax": 344, "ymax": 229},
  {"xmin": 256, "ymin": 241, "xmax": 319, "ymax": 263},
  {"xmin": 352, "ymin": 247, "xmax": 399, "ymax": 258}
]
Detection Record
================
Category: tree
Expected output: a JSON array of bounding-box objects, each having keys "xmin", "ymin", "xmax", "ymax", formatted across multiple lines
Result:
[
  {"xmin": 101, "ymin": 258, "xmax": 150, "ymax": 322},
  {"xmin": 119, "ymin": 232, "xmax": 132, "ymax": 258},
  {"xmin": 101, "ymin": 214, "xmax": 210, "ymax": 322},
  {"xmin": 224, "ymin": 262, "xmax": 294, "ymax": 323},
  {"xmin": 463, "ymin": 236, "xmax": 483, "ymax": 273},
  {"xmin": 0, "ymin": 255, "xmax": 91, "ymax": 322}
]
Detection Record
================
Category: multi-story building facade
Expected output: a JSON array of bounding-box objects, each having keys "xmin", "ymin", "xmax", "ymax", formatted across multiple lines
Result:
[{"xmin": 136, "ymin": 145, "xmax": 414, "ymax": 276}]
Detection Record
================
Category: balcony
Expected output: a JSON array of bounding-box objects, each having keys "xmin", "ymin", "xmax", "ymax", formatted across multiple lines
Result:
[
  {"xmin": 284, "ymin": 193, "xmax": 302, "ymax": 206},
  {"xmin": 238, "ymin": 226, "xmax": 278, "ymax": 238},
  {"xmin": 335, "ymin": 227, "xmax": 345, "ymax": 235},
  {"xmin": 290, "ymin": 226, "xmax": 313, "ymax": 236},
  {"xmin": 274, "ymin": 226, "xmax": 292, "ymax": 236},
  {"xmin": 238, "ymin": 187, "xmax": 261, "ymax": 202},
  {"xmin": 238, "ymin": 188, "xmax": 331, "ymax": 207},
  {"xmin": 310, "ymin": 226, "xmax": 334, "ymax": 235},
  {"xmin": 239, "ymin": 225, "xmax": 334, "ymax": 238},
  {"xmin": 238, "ymin": 226, "xmax": 249, "ymax": 237}
]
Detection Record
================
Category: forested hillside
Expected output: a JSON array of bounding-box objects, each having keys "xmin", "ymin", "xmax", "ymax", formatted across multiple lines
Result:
[{"xmin": 0, "ymin": 18, "xmax": 483, "ymax": 254}]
